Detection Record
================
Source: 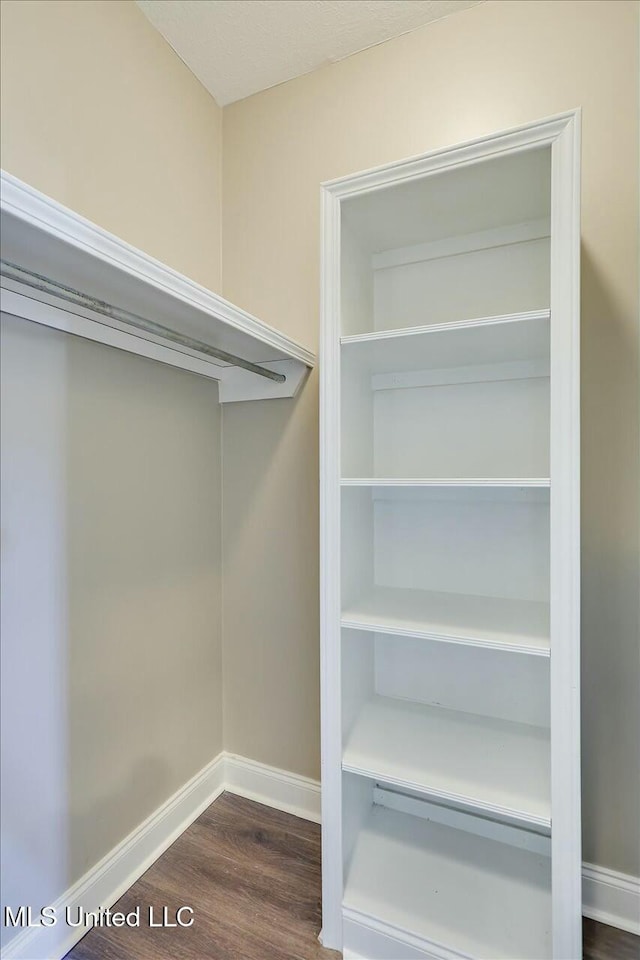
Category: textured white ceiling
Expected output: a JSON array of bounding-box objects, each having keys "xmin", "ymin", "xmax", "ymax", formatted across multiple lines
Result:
[{"xmin": 136, "ymin": 0, "xmax": 483, "ymax": 106}]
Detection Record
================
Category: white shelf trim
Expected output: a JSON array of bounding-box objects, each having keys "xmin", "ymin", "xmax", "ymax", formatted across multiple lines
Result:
[
  {"xmin": 341, "ymin": 478, "xmax": 551, "ymax": 488},
  {"xmin": 322, "ymin": 109, "xmax": 579, "ymax": 197},
  {"xmin": 340, "ymin": 618, "xmax": 550, "ymax": 657},
  {"xmin": 343, "ymin": 696, "xmax": 551, "ymax": 832},
  {"xmin": 340, "ymin": 309, "xmax": 550, "ymax": 346},
  {"xmin": 345, "ymin": 759, "xmax": 551, "ymax": 833},
  {"xmin": 342, "ymin": 587, "xmax": 550, "ymax": 657},
  {"xmin": 0, "ymin": 170, "xmax": 315, "ymax": 402},
  {"xmin": 371, "ymin": 219, "xmax": 550, "ymax": 272},
  {"xmin": 1, "ymin": 170, "xmax": 315, "ymax": 367},
  {"xmin": 342, "ymin": 905, "xmax": 475, "ymax": 960}
]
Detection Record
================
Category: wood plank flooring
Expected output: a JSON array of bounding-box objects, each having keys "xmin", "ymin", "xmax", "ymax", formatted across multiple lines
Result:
[
  {"xmin": 67, "ymin": 793, "xmax": 337, "ymax": 960},
  {"xmin": 66, "ymin": 792, "xmax": 639, "ymax": 960},
  {"xmin": 583, "ymin": 918, "xmax": 640, "ymax": 960}
]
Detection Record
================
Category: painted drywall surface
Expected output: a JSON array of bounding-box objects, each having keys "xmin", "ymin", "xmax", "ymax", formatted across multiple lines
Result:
[
  {"xmin": 0, "ymin": 0, "xmax": 224, "ymax": 925},
  {"xmin": 0, "ymin": 316, "xmax": 69, "ymax": 946},
  {"xmin": 221, "ymin": 382, "xmax": 320, "ymax": 781},
  {"xmin": 135, "ymin": 0, "xmax": 484, "ymax": 107},
  {"xmin": 0, "ymin": 0, "xmax": 222, "ymax": 291},
  {"xmin": 0, "ymin": 316, "xmax": 222, "ymax": 934},
  {"xmin": 65, "ymin": 332, "xmax": 222, "ymax": 884},
  {"xmin": 222, "ymin": 0, "xmax": 640, "ymax": 876}
]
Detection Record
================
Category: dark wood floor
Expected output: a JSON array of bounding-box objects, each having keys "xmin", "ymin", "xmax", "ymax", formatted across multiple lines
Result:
[
  {"xmin": 583, "ymin": 918, "xmax": 640, "ymax": 960},
  {"xmin": 66, "ymin": 792, "xmax": 639, "ymax": 960},
  {"xmin": 67, "ymin": 793, "xmax": 338, "ymax": 960}
]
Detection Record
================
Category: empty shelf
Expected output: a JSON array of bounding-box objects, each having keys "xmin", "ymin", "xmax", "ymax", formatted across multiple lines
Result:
[
  {"xmin": 343, "ymin": 695, "xmax": 550, "ymax": 830},
  {"xmin": 341, "ymin": 477, "xmax": 550, "ymax": 488},
  {"xmin": 341, "ymin": 586, "xmax": 550, "ymax": 656},
  {"xmin": 343, "ymin": 803, "xmax": 551, "ymax": 960},
  {"xmin": 340, "ymin": 310, "xmax": 550, "ymax": 376},
  {"xmin": 0, "ymin": 172, "xmax": 315, "ymax": 404}
]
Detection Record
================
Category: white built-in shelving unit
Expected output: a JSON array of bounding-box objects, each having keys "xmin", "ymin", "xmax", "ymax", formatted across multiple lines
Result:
[{"xmin": 320, "ymin": 113, "xmax": 581, "ymax": 959}]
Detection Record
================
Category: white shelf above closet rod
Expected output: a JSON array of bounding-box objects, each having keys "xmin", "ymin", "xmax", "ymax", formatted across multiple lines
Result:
[{"xmin": 0, "ymin": 170, "xmax": 315, "ymax": 403}]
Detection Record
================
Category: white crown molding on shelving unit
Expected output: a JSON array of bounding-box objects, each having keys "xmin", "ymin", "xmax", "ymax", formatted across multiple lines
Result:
[{"xmin": 0, "ymin": 170, "xmax": 314, "ymax": 402}]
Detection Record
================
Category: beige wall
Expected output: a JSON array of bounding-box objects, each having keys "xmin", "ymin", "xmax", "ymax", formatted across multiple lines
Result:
[
  {"xmin": 0, "ymin": 0, "xmax": 223, "ymax": 925},
  {"xmin": 0, "ymin": 0, "xmax": 222, "ymax": 290},
  {"xmin": 222, "ymin": 0, "xmax": 640, "ymax": 877},
  {"xmin": 1, "ymin": 318, "xmax": 222, "ymax": 931},
  {"xmin": 64, "ymin": 334, "xmax": 222, "ymax": 882}
]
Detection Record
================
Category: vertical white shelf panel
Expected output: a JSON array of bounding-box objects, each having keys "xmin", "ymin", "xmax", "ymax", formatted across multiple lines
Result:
[{"xmin": 321, "ymin": 112, "xmax": 580, "ymax": 960}]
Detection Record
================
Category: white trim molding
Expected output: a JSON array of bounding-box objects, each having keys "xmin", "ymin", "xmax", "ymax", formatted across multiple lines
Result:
[
  {"xmin": 582, "ymin": 862, "xmax": 640, "ymax": 935},
  {"xmin": 342, "ymin": 907, "xmax": 469, "ymax": 960},
  {"xmin": 322, "ymin": 111, "xmax": 581, "ymax": 199},
  {"xmin": 0, "ymin": 170, "xmax": 314, "ymax": 402},
  {"xmin": 1, "ymin": 753, "xmax": 226, "ymax": 960},
  {"xmin": 224, "ymin": 753, "xmax": 321, "ymax": 823},
  {"xmin": 0, "ymin": 753, "xmax": 320, "ymax": 960},
  {"xmin": 0, "ymin": 170, "xmax": 314, "ymax": 368}
]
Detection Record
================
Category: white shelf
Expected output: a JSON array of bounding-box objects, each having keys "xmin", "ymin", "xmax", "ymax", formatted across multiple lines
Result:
[
  {"xmin": 341, "ymin": 586, "xmax": 550, "ymax": 656},
  {"xmin": 343, "ymin": 695, "xmax": 550, "ymax": 830},
  {"xmin": 340, "ymin": 310, "xmax": 550, "ymax": 375},
  {"xmin": 338, "ymin": 146, "xmax": 552, "ymax": 258},
  {"xmin": 340, "ymin": 311, "xmax": 551, "ymax": 480},
  {"xmin": 343, "ymin": 803, "xmax": 551, "ymax": 960},
  {"xmin": 341, "ymin": 478, "xmax": 550, "ymax": 488},
  {"xmin": 0, "ymin": 171, "xmax": 314, "ymax": 402}
]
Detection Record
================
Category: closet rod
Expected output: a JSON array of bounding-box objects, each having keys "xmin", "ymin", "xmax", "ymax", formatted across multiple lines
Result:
[{"xmin": 0, "ymin": 259, "xmax": 287, "ymax": 384}]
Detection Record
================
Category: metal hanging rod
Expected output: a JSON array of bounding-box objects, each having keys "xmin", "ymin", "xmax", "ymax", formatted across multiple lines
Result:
[{"xmin": 0, "ymin": 259, "xmax": 286, "ymax": 384}]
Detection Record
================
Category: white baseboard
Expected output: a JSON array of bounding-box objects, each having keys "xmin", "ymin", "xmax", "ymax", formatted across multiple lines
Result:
[
  {"xmin": 224, "ymin": 752, "xmax": 321, "ymax": 823},
  {"xmin": 582, "ymin": 861, "xmax": 640, "ymax": 935},
  {"xmin": 343, "ymin": 907, "xmax": 463, "ymax": 960},
  {"xmin": 0, "ymin": 751, "xmax": 319, "ymax": 960},
  {"xmin": 3, "ymin": 754, "xmax": 637, "ymax": 960},
  {"xmin": 1, "ymin": 753, "xmax": 226, "ymax": 960}
]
